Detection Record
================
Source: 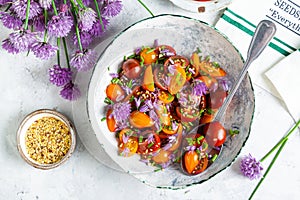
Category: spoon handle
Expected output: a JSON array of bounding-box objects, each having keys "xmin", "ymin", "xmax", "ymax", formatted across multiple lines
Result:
[{"xmin": 214, "ymin": 20, "xmax": 277, "ymax": 122}]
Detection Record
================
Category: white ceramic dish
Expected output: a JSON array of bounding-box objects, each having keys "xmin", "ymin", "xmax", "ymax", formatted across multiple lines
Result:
[
  {"xmin": 87, "ymin": 14, "xmax": 254, "ymax": 188},
  {"xmin": 169, "ymin": 0, "xmax": 232, "ymax": 13}
]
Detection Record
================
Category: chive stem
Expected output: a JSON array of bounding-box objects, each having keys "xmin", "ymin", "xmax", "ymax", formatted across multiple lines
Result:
[
  {"xmin": 43, "ymin": 9, "xmax": 48, "ymax": 42},
  {"xmin": 249, "ymin": 138, "xmax": 288, "ymax": 199},
  {"xmin": 260, "ymin": 119, "xmax": 300, "ymax": 162},
  {"xmin": 52, "ymin": 0, "xmax": 58, "ymax": 16},
  {"xmin": 62, "ymin": 38, "xmax": 71, "ymax": 69},
  {"xmin": 70, "ymin": 2, "xmax": 83, "ymax": 51},
  {"xmin": 57, "ymin": 38, "xmax": 61, "ymax": 66},
  {"xmin": 24, "ymin": 0, "xmax": 31, "ymax": 30},
  {"xmin": 93, "ymin": 0, "xmax": 105, "ymax": 31},
  {"xmin": 137, "ymin": 0, "xmax": 154, "ymax": 17}
]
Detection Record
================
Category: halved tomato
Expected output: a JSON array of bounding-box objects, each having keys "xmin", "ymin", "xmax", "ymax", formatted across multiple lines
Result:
[
  {"xmin": 198, "ymin": 60, "xmax": 226, "ymax": 77},
  {"xmin": 164, "ymin": 56, "xmax": 190, "ymax": 72},
  {"xmin": 129, "ymin": 111, "xmax": 154, "ymax": 128},
  {"xmin": 158, "ymin": 90, "xmax": 174, "ymax": 104},
  {"xmin": 118, "ymin": 128, "xmax": 138, "ymax": 157},
  {"xmin": 137, "ymin": 133, "xmax": 161, "ymax": 155},
  {"xmin": 140, "ymin": 47, "xmax": 158, "ymax": 64},
  {"xmin": 176, "ymin": 107, "xmax": 198, "ymax": 122},
  {"xmin": 142, "ymin": 65, "xmax": 155, "ymax": 92},
  {"xmin": 182, "ymin": 151, "xmax": 208, "ymax": 175},
  {"xmin": 153, "ymin": 67, "xmax": 168, "ymax": 90},
  {"xmin": 168, "ymin": 66, "xmax": 186, "ymax": 95},
  {"xmin": 106, "ymin": 83, "xmax": 125, "ymax": 102},
  {"xmin": 155, "ymin": 45, "xmax": 176, "ymax": 58},
  {"xmin": 122, "ymin": 58, "xmax": 142, "ymax": 79},
  {"xmin": 106, "ymin": 109, "xmax": 116, "ymax": 132}
]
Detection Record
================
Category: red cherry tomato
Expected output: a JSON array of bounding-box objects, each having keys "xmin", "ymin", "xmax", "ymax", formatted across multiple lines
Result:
[
  {"xmin": 208, "ymin": 89, "xmax": 227, "ymax": 109},
  {"xmin": 153, "ymin": 67, "xmax": 168, "ymax": 90},
  {"xmin": 122, "ymin": 58, "xmax": 142, "ymax": 79},
  {"xmin": 138, "ymin": 133, "xmax": 161, "ymax": 155},
  {"xmin": 155, "ymin": 45, "xmax": 176, "ymax": 57},
  {"xmin": 203, "ymin": 121, "xmax": 226, "ymax": 147}
]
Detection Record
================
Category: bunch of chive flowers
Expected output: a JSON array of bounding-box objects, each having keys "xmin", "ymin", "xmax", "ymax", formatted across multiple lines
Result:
[{"xmin": 0, "ymin": 0, "xmax": 123, "ymax": 100}]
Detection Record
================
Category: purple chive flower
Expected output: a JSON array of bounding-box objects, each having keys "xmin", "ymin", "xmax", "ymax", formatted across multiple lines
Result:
[
  {"xmin": 192, "ymin": 80, "xmax": 208, "ymax": 96},
  {"xmin": 60, "ymin": 81, "xmax": 81, "ymax": 101},
  {"xmin": 59, "ymin": 4, "xmax": 69, "ymax": 13},
  {"xmin": 32, "ymin": 15, "xmax": 46, "ymax": 32},
  {"xmin": 70, "ymin": 49, "xmax": 97, "ymax": 71},
  {"xmin": 89, "ymin": 17, "xmax": 110, "ymax": 37},
  {"xmin": 122, "ymin": 133, "xmax": 129, "ymax": 143},
  {"xmin": 78, "ymin": 8, "xmax": 96, "ymax": 32},
  {"xmin": 134, "ymin": 97, "xmax": 141, "ymax": 108},
  {"xmin": 120, "ymin": 147, "xmax": 130, "ymax": 157},
  {"xmin": 39, "ymin": 0, "xmax": 52, "ymax": 9},
  {"xmin": 102, "ymin": 0, "xmax": 123, "ymax": 17},
  {"xmin": 0, "ymin": 12, "xmax": 23, "ymax": 30},
  {"xmin": 109, "ymin": 73, "xmax": 119, "ymax": 78},
  {"xmin": 147, "ymin": 134, "xmax": 154, "ymax": 144},
  {"xmin": 47, "ymin": 14, "xmax": 73, "ymax": 37},
  {"xmin": 8, "ymin": 30, "xmax": 37, "ymax": 52},
  {"xmin": 2, "ymin": 38, "xmax": 20, "ymax": 54},
  {"xmin": 121, "ymin": 85, "xmax": 132, "ymax": 95},
  {"xmin": 160, "ymin": 49, "xmax": 175, "ymax": 57},
  {"xmin": 149, "ymin": 110, "xmax": 161, "ymax": 131},
  {"xmin": 139, "ymin": 104, "xmax": 149, "ymax": 112},
  {"xmin": 73, "ymin": 31, "xmax": 93, "ymax": 48},
  {"xmin": 82, "ymin": 0, "xmax": 91, "ymax": 6},
  {"xmin": 49, "ymin": 65, "xmax": 73, "ymax": 86},
  {"xmin": 12, "ymin": 0, "xmax": 42, "ymax": 20},
  {"xmin": 0, "ymin": 0, "xmax": 10, "ymax": 5},
  {"xmin": 134, "ymin": 47, "xmax": 142, "ymax": 55},
  {"xmin": 217, "ymin": 77, "xmax": 230, "ymax": 91},
  {"xmin": 111, "ymin": 101, "xmax": 131, "ymax": 122},
  {"xmin": 185, "ymin": 145, "xmax": 196, "ymax": 151},
  {"xmin": 188, "ymin": 67, "xmax": 195, "ymax": 75},
  {"xmin": 240, "ymin": 154, "xmax": 263, "ymax": 180},
  {"xmin": 154, "ymin": 39, "xmax": 158, "ymax": 48},
  {"xmin": 168, "ymin": 65, "xmax": 176, "ymax": 74},
  {"xmin": 31, "ymin": 41, "xmax": 58, "ymax": 60}
]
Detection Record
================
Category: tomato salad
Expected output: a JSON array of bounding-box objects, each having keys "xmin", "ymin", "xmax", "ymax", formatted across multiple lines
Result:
[{"xmin": 103, "ymin": 41, "xmax": 230, "ymax": 175}]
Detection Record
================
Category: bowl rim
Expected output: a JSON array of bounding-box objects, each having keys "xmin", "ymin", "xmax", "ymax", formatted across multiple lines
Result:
[{"xmin": 16, "ymin": 109, "xmax": 76, "ymax": 170}]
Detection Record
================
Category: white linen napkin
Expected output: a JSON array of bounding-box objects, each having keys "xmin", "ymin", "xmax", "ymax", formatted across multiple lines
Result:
[
  {"xmin": 215, "ymin": 0, "xmax": 300, "ymax": 98},
  {"xmin": 265, "ymin": 50, "xmax": 300, "ymax": 120}
]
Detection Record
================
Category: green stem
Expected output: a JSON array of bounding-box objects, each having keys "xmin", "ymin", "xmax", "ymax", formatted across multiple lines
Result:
[
  {"xmin": 93, "ymin": 0, "xmax": 104, "ymax": 31},
  {"xmin": 70, "ymin": 2, "xmax": 83, "ymax": 51},
  {"xmin": 249, "ymin": 138, "xmax": 288, "ymax": 200},
  {"xmin": 24, "ymin": 0, "xmax": 31, "ymax": 30},
  {"xmin": 52, "ymin": 0, "xmax": 58, "ymax": 16},
  {"xmin": 137, "ymin": 0, "xmax": 154, "ymax": 17},
  {"xmin": 57, "ymin": 38, "xmax": 61, "ymax": 66},
  {"xmin": 62, "ymin": 38, "xmax": 71, "ymax": 69},
  {"xmin": 5, "ymin": 4, "xmax": 11, "ymax": 12},
  {"xmin": 260, "ymin": 119, "xmax": 300, "ymax": 162},
  {"xmin": 43, "ymin": 9, "xmax": 48, "ymax": 42}
]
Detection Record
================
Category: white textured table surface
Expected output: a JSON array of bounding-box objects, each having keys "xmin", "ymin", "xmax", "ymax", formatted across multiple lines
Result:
[{"xmin": 1, "ymin": 1, "xmax": 299, "ymax": 200}]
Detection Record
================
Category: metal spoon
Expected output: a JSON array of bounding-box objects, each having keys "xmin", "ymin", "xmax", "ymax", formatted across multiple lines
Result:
[{"xmin": 181, "ymin": 20, "xmax": 277, "ymax": 176}]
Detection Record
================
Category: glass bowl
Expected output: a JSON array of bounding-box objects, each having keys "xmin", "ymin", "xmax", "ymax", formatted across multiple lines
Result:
[{"xmin": 87, "ymin": 14, "xmax": 254, "ymax": 188}]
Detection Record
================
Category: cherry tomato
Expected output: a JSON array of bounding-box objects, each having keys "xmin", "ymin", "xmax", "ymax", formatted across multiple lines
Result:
[
  {"xmin": 200, "ymin": 111, "xmax": 215, "ymax": 124},
  {"xmin": 199, "ymin": 60, "xmax": 226, "ymax": 77},
  {"xmin": 142, "ymin": 65, "xmax": 155, "ymax": 92},
  {"xmin": 168, "ymin": 66, "xmax": 186, "ymax": 95},
  {"xmin": 208, "ymin": 89, "xmax": 227, "ymax": 109},
  {"xmin": 155, "ymin": 102, "xmax": 171, "ymax": 126},
  {"xmin": 140, "ymin": 48, "xmax": 158, "ymax": 64},
  {"xmin": 153, "ymin": 67, "xmax": 168, "ymax": 90},
  {"xmin": 151, "ymin": 149, "xmax": 171, "ymax": 164},
  {"xmin": 197, "ymin": 75, "xmax": 217, "ymax": 89},
  {"xmin": 176, "ymin": 107, "xmax": 198, "ymax": 122},
  {"xmin": 106, "ymin": 109, "xmax": 116, "ymax": 132},
  {"xmin": 158, "ymin": 90, "xmax": 174, "ymax": 104},
  {"xmin": 182, "ymin": 151, "xmax": 208, "ymax": 175},
  {"xmin": 129, "ymin": 111, "xmax": 154, "ymax": 128},
  {"xmin": 162, "ymin": 120, "xmax": 179, "ymax": 135},
  {"xmin": 155, "ymin": 45, "xmax": 176, "ymax": 57},
  {"xmin": 106, "ymin": 83, "xmax": 125, "ymax": 102},
  {"xmin": 203, "ymin": 121, "xmax": 226, "ymax": 147},
  {"xmin": 122, "ymin": 58, "xmax": 142, "ymax": 79},
  {"xmin": 138, "ymin": 133, "xmax": 161, "ymax": 155},
  {"xmin": 167, "ymin": 123, "xmax": 183, "ymax": 152},
  {"xmin": 164, "ymin": 56, "xmax": 190, "ymax": 72},
  {"xmin": 118, "ymin": 129, "xmax": 138, "ymax": 157}
]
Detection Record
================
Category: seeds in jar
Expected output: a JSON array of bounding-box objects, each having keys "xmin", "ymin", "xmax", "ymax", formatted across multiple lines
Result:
[{"xmin": 25, "ymin": 117, "xmax": 71, "ymax": 164}]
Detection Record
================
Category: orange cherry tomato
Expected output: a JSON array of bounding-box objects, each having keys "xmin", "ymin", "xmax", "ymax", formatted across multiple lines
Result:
[
  {"xmin": 164, "ymin": 56, "xmax": 190, "ymax": 72},
  {"xmin": 158, "ymin": 90, "xmax": 174, "ymax": 104},
  {"xmin": 140, "ymin": 48, "xmax": 158, "ymax": 64},
  {"xmin": 182, "ymin": 151, "xmax": 208, "ymax": 175},
  {"xmin": 118, "ymin": 128, "xmax": 138, "ymax": 157},
  {"xmin": 167, "ymin": 123, "xmax": 183, "ymax": 152},
  {"xmin": 122, "ymin": 58, "xmax": 142, "ymax": 79},
  {"xmin": 197, "ymin": 75, "xmax": 217, "ymax": 89},
  {"xmin": 168, "ymin": 66, "xmax": 186, "ymax": 95},
  {"xmin": 129, "ymin": 111, "xmax": 154, "ymax": 128},
  {"xmin": 162, "ymin": 120, "xmax": 179, "ymax": 135},
  {"xmin": 198, "ymin": 60, "xmax": 226, "ymax": 77},
  {"xmin": 155, "ymin": 102, "xmax": 171, "ymax": 126},
  {"xmin": 153, "ymin": 67, "xmax": 168, "ymax": 90},
  {"xmin": 106, "ymin": 83, "xmax": 125, "ymax": 102},
  {"xmin": 142, "ymin": 65, "xmax": 155, "ymax": 92},
  {"xmin": 106, "ymin": 109, "xmax": 116, "ymax": 132},
  {"xmin": 151, "ymin": 149, "xmax": 171, "ymax": 164}
]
